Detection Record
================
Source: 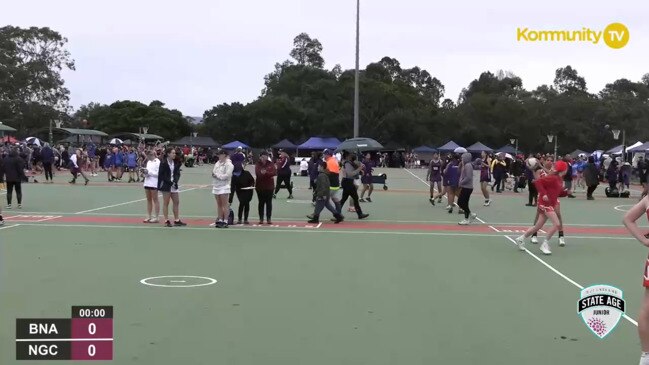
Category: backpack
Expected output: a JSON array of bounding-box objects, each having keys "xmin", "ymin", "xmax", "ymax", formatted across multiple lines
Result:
[{"xmin": 227, "ymin": 208, "xmax": 234, "ymax": 225}]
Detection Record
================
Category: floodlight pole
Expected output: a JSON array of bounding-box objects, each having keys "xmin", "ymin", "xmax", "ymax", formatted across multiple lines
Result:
[{"xmin": 353, "ymin": 0, "xmax": 360, "ymax": 138}]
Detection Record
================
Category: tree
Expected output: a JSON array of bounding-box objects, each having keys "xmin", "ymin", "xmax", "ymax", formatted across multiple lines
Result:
[
  {"xmin": 289, "ymin": 33, "xmax": 324, "ymax": 68},
  {"xmin": 554, "ymin": 66, "xmax": 587, "ymax": 94},
  {"xmin": 0, "ymin": 26, "xmax": 75, "ymax": 135},
  {"xmin": 83, "ymin": 100, "xmax": 191, "ymax": 140}
]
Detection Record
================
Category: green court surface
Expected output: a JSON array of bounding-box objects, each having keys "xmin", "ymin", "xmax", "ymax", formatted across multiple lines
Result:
[{"xmin": 1, "ymin": 166, "xmax": 647, "ymax": 364}]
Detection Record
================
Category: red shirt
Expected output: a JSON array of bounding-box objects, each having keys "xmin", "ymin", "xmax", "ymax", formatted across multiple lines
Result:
[
  {"xmin": 255, "ymin": 160, "xmax": 277, "ymax": 190},
  {"xmin": 534, "ymin": 174, "xmax": 566, "ymax": 207}
]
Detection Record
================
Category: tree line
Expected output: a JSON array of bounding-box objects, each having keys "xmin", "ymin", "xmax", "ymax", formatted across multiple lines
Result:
[{"xmin": 2, "ymin": 27, "xmax": 648, "ymax": 153}]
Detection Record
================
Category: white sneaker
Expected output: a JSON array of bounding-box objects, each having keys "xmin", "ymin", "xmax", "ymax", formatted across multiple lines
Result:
[
  {"xmin": 515, "ymin": 236, "xmax": 526, "ymax": 251},
  {"xmin": 458, "ymin": 219, "xmax": 470, "ymax": 225},
  {"xmin": 531, "ymin": 236, "xmax": 538, "ymax": 244},
  {"xmin": 540, "ymin": 241, "xmax": 552, "ymax": 255},
  {"xmin": 484, "ymin": 200, "xmax": 491, "ymax": 206},
  {"xmin": 559, "ymin": 237, "xmax": 565, "ymax": 247},
  {"xmin": 445, "ymin": 205, "xmax": 451, "ymax": 210},
  {"xmin": 469, "ymin": 213, "xmax": 477, "ymax": 222}
]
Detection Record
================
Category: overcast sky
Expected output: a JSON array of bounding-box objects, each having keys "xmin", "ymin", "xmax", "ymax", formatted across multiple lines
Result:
[{"xmin": 2, "ymin": 0, "xmax": 647, "ymax": 116}]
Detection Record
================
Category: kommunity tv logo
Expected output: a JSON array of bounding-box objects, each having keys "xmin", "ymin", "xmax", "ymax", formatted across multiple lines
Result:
[{"xmin": 517, "ymin": 23, "xmax": 629, "ymax": 49}]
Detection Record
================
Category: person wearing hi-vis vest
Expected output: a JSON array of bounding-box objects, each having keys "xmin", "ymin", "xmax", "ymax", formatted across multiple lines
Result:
[{"xmin": 323, "ymin": 149, "xmax": 343, "ymax": 220}]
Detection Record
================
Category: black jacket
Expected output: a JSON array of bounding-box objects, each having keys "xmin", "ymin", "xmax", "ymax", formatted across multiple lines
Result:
[
  {"xmin": 2, "ymin": 155, "xmax": 25, "ymax": 183},
  {"xmin": 41, "ymin": 147, "xmax": 54, "ymax": 163},
  {"xmin": 157, "ymin": 159, "xmax": 181, "ymax": 191}
]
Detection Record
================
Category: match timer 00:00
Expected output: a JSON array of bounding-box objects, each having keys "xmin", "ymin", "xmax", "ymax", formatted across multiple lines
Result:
[{"xmin": 16, "ymin": 306, "xmax": 113, "ymax": 360}]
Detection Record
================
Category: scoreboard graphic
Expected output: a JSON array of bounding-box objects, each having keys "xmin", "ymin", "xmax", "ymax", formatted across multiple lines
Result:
[{"xmin": 16, "ymin": 306, "xmax": 113, "ymax": 360}]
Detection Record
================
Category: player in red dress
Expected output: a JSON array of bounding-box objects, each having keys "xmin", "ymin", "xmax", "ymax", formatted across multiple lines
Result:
[
  {"xmin": 622, "ymin": 195, "xmax": 649, "ymax": 365},
  {"xmin": 530, "ymin": 157, "xmax": 568, "ymax": 246},
  {"xmin": 515, "ymin": 161, "xmax": 568, "ymax": 255}
]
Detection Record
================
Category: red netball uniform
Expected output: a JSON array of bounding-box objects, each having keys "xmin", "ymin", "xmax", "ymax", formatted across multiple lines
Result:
[{"xmin": 534, "ymin": 174, "xmax": 564, "ymax": 213}]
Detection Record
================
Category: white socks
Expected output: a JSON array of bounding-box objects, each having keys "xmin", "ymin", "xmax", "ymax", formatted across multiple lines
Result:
[{"xmin": 639, "ymin": 352, "xmax": 649, "ymax": 365}]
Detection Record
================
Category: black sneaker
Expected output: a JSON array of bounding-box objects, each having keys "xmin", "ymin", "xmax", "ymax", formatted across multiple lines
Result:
[
  {"xmin": 358, "ymin": 213, "xmax": 369, "ymax": 220},
  {"xmin": 174, "ymin": 220, "xmax": 187, "ymax": 226},
  {"xmin": 236, "ymin": 220, "xmax": 242, "ymax": 225},
  {"xmin": 307, "ymin": 217, "xmax": 319, "ymax": 224},
  {"xmin": 366, "ymin": 197, "xmax": 372, "ymax": 202},
  {"xmin": 164, "ymin": 220, "xmax": 173, "ymax": 227},
  {"xmin": 243, "ymin": 221, "xmax": 250, "ymax": 225},
  {"xmin": 429, "ymin": 198, "xmax": 435, "ymax": 206},
  {"xmin": 288, "ymin": 195, "xmax": 293, "ymax": 199},
  {"xmin": 266, "ymin": 221, "xmax": 273, "ymax": 225}
]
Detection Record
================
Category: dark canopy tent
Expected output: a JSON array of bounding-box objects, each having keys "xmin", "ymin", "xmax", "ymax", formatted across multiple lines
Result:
[
  {"xmin": 272, "ymin": 139, "xmax": 298, "ymax": 149},
  {"xmin": 497, "ymin": 145, "xmax": 517, "ymax": 154},
  {"xmin": 437, "ymin": 141, "xmax": 461, "ymax": 153},
  {"xmin": 34, "ymin": 127, "xmax": 108, "ymax": 144},
  {"xmin": 0, "ymin": 122, "xmax": 17, "ymax": 136},
  {"xmin": 171, "ymin": 136, "xmax": 219, "ymax": 147},
  {"xmin": 222, "ymin": 140, "xmax": 250, "ymax": 149},
  {"xmin": 298, "ymin": 137, "xmax": 341, "ymax": 150},
  {"xmin": 466, "ymin": 142, "xmax": 493, "ymax": 153},
  {"xmin": 412, "ymin": 145, "xmax": 437, "ymax": 153}
]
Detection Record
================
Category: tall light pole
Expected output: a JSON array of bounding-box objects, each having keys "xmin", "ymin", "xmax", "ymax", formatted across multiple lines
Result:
[
  {"xmin": 547, "ymin": 134, "xmax": 557, "ymax": 160},
  {"xmin": 353, "ymin": 0, "xmax": 360, "ymax": 138}
]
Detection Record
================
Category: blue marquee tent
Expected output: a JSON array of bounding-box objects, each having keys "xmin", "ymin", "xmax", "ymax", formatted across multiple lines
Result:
[
  {"xmin": 272, "ymin": 139, "xmax": 298, "ymax": 149},
  {"xmin": 437, "ymin": 141, "xmax": 461, "ymax": 152},
  {"xmin": 466, "ymin": 142, "xmax": 493, "ymax": 153},
  {"xmin": 222, "ymin": 140, "xmax": 250, "ymax": 149},
  {"xmin": 298, "ymin": 137, "xmax": 341, "ymax": 150}
]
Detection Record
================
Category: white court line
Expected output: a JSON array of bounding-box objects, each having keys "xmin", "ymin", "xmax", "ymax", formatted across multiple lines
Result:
[
  {"xmin": 74, "ymin": 186, "xmax": 206, "ymax": 214},
  {"xmin": 503, "ymin": 236, "xmax": 638, "ymax": 327},
  {"xmin": 0, "ymin": 224, "xmax": 20, "ymax": 230},
  {"xmin": 13, "ymin": 210, "xmax": 639, "ymax": 228},
  {"xmin": 13, "ymin": 222, "xmax": 637, "ymax": 240},
  {"xmin": 35, "ymin": 215, "xmax": 62, "ymax": 223},
  {"xmin": 404, "ymin": 166, "xmax": 640, "ymax": 328},
  {"xmin": 405, "ymin": 168, "xmax": 432, "ymax": 187}
]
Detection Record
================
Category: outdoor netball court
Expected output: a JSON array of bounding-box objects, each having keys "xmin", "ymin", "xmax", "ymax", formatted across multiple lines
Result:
[{"xmin": 0, "ymin": 166, "xmax": 646, "ymax": 364}]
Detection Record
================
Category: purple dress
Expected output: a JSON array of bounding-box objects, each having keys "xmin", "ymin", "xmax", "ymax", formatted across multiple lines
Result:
[
  {"xmin": 480, "ymin": 162, "xmax": 491, "ymax": 182},
  {"xmin": 444, "ymin": 161, "xmax": 460, "ymax": 187},
  {"xmin": 361, "ymin": 160, "xmax": 374, "ymax": 184},
  {"xmin": 429, "ymin": 159, "xmax": 442, "ymax": 182}
]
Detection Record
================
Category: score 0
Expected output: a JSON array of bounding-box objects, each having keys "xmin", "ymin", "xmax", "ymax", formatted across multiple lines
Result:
[{"xmin": 71, "ymin": 306, "xmax": 113, "ymax": 360}]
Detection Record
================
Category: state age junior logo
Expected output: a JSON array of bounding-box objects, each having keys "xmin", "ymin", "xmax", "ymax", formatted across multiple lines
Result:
[{"xmin": 577, "ymin": 285, "xmax": 625, "ymax": 339}]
